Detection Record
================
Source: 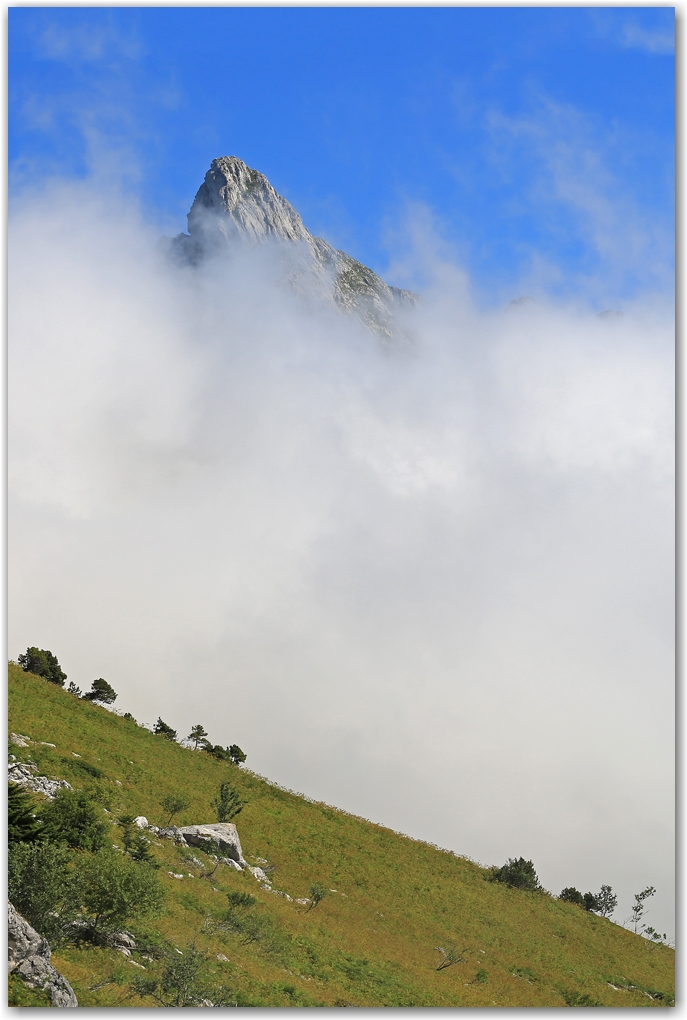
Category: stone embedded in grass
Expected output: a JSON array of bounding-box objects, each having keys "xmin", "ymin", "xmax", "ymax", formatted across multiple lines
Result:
[{"xmin": 8, "ymin": 762, "xmax": 72, "ymax": 800}]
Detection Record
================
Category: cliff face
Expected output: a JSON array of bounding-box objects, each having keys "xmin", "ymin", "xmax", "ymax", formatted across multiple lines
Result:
[{"xmin": 170, "ymin": 156, "xmax": 416, "ymax": 340}]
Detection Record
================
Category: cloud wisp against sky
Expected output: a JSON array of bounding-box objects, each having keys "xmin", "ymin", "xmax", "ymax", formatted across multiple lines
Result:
[{"xmin": 9, "ymin": 176, "xmax": 674, "ymax": 937}]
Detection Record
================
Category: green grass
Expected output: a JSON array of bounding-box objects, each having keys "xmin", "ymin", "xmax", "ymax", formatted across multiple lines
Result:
[{"xmin": 9, "ymin": 663, "xmax": 675, "ymax": 1007}]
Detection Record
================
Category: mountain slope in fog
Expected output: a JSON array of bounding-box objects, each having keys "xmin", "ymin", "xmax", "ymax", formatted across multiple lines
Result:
[
  {"xmin": 9, "ymin": 665, "xmax": 675, "ymax": 1008},
  {"xmin": 169, "ymin": 156, "xmax": 416, "ymax": 340}
]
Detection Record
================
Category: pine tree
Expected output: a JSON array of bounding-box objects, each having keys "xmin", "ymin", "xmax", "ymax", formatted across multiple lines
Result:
[
  {"xmin": 213, "ymin": 782, "xmax": 243, "ymax": 823},
  {"xmin": 228, "ymin": 744, "xmax": 247, "ymax": 766},
  {"xmin": 8, "ymin": 782, "xmax": 43, "ymax": 843},
  {"xmin": 83, "ymin": 677, "xmax": 117, "ymax": 704},
  {"xmin": 154, "ymin": 718, "xmax": 177, "ymax": 741},
  {"xmin": 188, "ymin": 724, "xmax": 208, "ymax": 749},
  {"xmin": 17, "ymin": 647, "xmax": 67, "ymax": 686},
  {"xmin": 129, "ymin": 832, "xmax": 159, "ymax": 867}
]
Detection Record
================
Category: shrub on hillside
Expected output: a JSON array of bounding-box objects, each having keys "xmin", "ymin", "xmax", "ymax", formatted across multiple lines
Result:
[
  {"xmin": 8, "ymin": 841, "xmax": 79, "ymax": 945},
  {"xmin": 17, "ymin": 647, "xmax": 67, "ymax": 686},
  {"xmin": 132, "ymin": 944, "xmax": 236, "ymax": 1006},
  {"xmin": 490, "ymin": 857, "xmax": 541, "ymax": 891},
  {"xmin": 8, "ymin": 782, "xmax": 43, "ymax": 843},
  {"xmin": 83, "ymin": 677, "xmax": 117, "ymax": 704},
  {"xmin": 40, "ymin": 788, "xmax": 109, "ymax": 851},
  {"xmin": 213, "ymin": 782, "xmax": 243, "ymax": 823},
  {"xmin": 160, "ymin": 792, "xmax": 190, "ymax": 825},
  {"xmin": 560, "ymin": 887, "xmax": 585, "ymax": 906},
  {"xmin": 154, "ymin": 717, "xmax": 177, "ymax": 741},
  {"xmin": 307, "ymin": 883, "xmax": 329, "ymax": 911},
  {"xmin": 74, "ymin": 848, "xmax": 165, "ymax": 939}
]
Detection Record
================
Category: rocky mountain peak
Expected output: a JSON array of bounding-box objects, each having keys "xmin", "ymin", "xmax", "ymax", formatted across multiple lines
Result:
[
  {"xmin": 188, "ymin": 156, "xmax": 311, "ymax": 246},
  {"xmin": 170, "ymin": 156, "xmax": 416, "ymax": 341}
]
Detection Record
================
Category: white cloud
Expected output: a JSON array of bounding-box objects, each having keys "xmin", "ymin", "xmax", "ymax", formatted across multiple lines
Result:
[
  {"xmin": 620, "ymin": 22, "xmax": 674, "ymax": 55},
  {"xmin": 9, "ymin": 177, "xmax": 674, "ymax": 939}
]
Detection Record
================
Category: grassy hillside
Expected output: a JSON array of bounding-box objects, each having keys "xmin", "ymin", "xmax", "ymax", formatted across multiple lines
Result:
[{"xmin": 8, "ymin": 663, "xmax": 674, "ymax": 1007}]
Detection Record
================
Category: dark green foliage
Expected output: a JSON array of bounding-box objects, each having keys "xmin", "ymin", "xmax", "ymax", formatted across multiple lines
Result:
[
  {"xmin": 490, "ymin": 858, "xmax": 541, "ymax": 892},
  {"xmin": 67, "ymin": 681, "xmax": 82, "ymax": 697},
  {"xmin": 228, "ymin": 744, "xmax": 246, "ymax": 766},
  {"xmin": 83, "ymin": 677, "xmax": 117, "ymax": 704},
  {"xmin": 63, "ymin": 756, "xmax": 104, "ymax": 779},
  {"xmin": 160, "ymin": 791, "xmax": 190, "ymax": 825},
  {"xmin": 40, "ymin": 788, "xmax": 109, "ymax": 851},
  {"xmin": 475, "ymin": 969, "xmax": 489, "ymax": 983},
  {"xmin": 227, "ymin": 891, "xmax": 257, "ymax": 911},
  {"xmin": 118, "ymin": 814, "xmax": 157, "ymax": 864},
  {"xmin": 201, "ymin": 740, "xmax": 230, "ymax": 761},
  {"xmin": 560, "ymin": 887, "xmax": 585, "ymax": 906},
  {"xmin": 129, "ymin": 831, "xmax": 159, "ymax": 867},
  {"xmin": 131, "ymin": 944, "xmax": 235, "ymax": 1006},
  {"xmin": 562, "ymin": 988, "xmax": 601, "ymax": 1006},
  {"xmin": 188, "ymin": 724, "xmax": 208, "ymax": 749},
  {"xmin": 18, "ymin": 647, "xmax": 67, "ymax": 686},
  {"xmin": 8, "ymin": 782, "xmax": 43, "ymax": 843},
  {"xmin": 118, "ymin": 813, "xmax": 137, "ymax": 851},
  {"xmin": 154, "ymin": 717, "xmax": 177, "ymax": 741},
  {"xmin": 8, "ymin": 841, "xmax": 79, "ymax": 944},
  {"xmin": 122, "ymin": 712, "xmax": 136, "ymax": 722},
  {"xmin": 213, "ymin": 781, "xmax": 243, "ymax": 823},
  {"xmin": 75, "ymin": 847, "xmax": 165, "ymax": 937},
  {"xmin": 308, "ymin": 883, "xmax": 329, "ymax": 911},
  {"xmin": 583, "ymin": 892, "xmax": 600, "ymax": 912}
]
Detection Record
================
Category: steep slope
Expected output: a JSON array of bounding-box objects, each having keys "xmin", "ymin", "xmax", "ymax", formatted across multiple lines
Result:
[
  {"xmin": 8, "ymin": 664, "xmax": 674, "ymax": 1008},
  {"xmin": 169, "ymin": 156, "xmax": 416, "ymax": 341}
]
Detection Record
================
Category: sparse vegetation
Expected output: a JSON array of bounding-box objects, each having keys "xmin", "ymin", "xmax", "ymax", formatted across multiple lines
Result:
[
  {"xmin": 307, "ymin": 882, "xmax": 329, "ymax": 911},
  {"xmin": 8, "ymin": 662, "xmax": 675, "ymax": 1007}
]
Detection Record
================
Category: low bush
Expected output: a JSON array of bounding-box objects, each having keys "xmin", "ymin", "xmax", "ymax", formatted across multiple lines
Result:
[
  {"xmin": 8, "ymin": 841, "xmax": 79, "ymax": 945},
  {"xmin": 40, "ymin": 788, "xmax": 109, "ymax": 851},
  {"xmin": 490, "ymin": 858, "xmax": 541, "ymax": 892},
  {"xmin": 74, "ymin": 847, "xmax": 165, "ymax": 939}
]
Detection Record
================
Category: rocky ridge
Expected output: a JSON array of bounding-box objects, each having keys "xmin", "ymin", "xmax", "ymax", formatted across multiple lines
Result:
[{"xmin": 170, "ymin": 156, "xmax": 416, "ymax": 341}]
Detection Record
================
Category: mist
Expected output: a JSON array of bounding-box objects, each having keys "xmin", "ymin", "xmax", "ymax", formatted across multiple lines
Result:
[{"xmin": 9, "ymin": 180, "xmax": 674, "ymax": 937}]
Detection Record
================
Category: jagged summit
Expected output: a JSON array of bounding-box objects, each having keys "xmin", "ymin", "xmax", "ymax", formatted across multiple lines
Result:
[{"xmin": 170, "ymin": 156, "xmax": 416, "ymax": 340}]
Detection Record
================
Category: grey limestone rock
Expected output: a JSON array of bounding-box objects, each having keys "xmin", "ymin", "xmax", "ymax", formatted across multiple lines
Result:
[
  {"xmin": 158, "ymin": 822, "xmax": 247, "ymax": 866},
  {"xmin": 8, "ymin": 761, "xmax": 72, "ymax": 800},
  {"xmin": 8, "ymin": 901, "xmax": 78, "ymax": 1007},
  {"xmin": 169, "ymin": 156, "xmax": 416, "ymax": 342}
]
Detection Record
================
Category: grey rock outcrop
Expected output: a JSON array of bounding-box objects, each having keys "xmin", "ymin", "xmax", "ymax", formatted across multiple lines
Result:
[
  {"xmin": 176, "ymin": 823, "xmax": 247, "ymax": 865},
  {"xmin": 169, "ymin": 156, "xmax": 416, "ymax": 341},
  {"xmin": 8, "ymin": 902, "xmax": 78, "ymax": 1007},
  {"xmin": 8, "ymin": 761, "xmax": 72, "ymax": 800}
]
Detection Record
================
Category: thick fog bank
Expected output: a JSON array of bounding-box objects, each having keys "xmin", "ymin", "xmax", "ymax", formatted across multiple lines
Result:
[{"xmin": 9, "ymin": 184, "xmax": 674, "ymax": 937}]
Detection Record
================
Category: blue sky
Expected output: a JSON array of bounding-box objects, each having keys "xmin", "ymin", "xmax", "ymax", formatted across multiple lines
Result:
[{"xmin": 10, "ymin": 7, "xmax": 674, "ymax": 301}]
